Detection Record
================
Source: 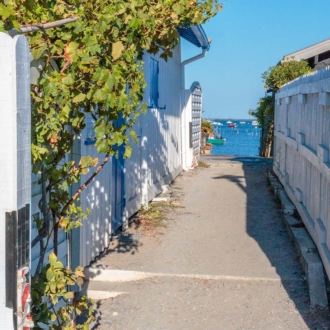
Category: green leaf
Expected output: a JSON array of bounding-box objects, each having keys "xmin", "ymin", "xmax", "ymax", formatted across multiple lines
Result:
[
  {"xmin": 80, "ymin": 156, "xmax": 97, "ymax": 168},
  {"xmin": 76, "ymin": 277, "xmax": 84, "ymax": 286},
  {"xmin": 94, "ymin": 120, "xmax": 107, "ymax": 139},
  {"xmin": 31, "ymin": 44, "xmax": 47, "ymax": 60},
  {"xmin": 124, "ymin": 145, "xmax": 132, "ymax": 158},
  {"xmin": 48, "ymin": 252, "xmax": 57, "ymax": 266},
  {"xmin": 46, "ymin": 269, "xmax": 54, "ymax": 281},
  {"xmin": 96, "ymin": 140, "xmax": 108, "ymax": 154},
  {"xmin": 112, "ymin": 41, "xmax": 125, "ymax": 60},
  {"xmin": 63, "ymin": 73, "xmax": 75, "ymax": 86},
  {"xmin": 99, "ymin": 20, "xmax": 107, "ymax": 33},
  {"xmin": 0, "ymin": 3, "xmax": 15, "ymax": 19},
  {"xmin": 53, "ymin": 261, "xmax": 64, "ymax": 269},
  {"xmin": 130, "ymin": 130, "xmax": 138, "ymax": 144},
  {"xmin": 65, "ymin": 41, "xmax": 79, "ymax": 63},
  {"xmin": 92, "ymin": 89, "xmax": 106, "ymax": 103},
  {"xmin": 73, "ymin": 93, "xmax": 86, "ymax": 103},
  {"xmin": 105, "ymin": 75, "xmax": 115, "ymax": 92},
  {"xmin": 61, "ymin": 105, "xmax": 71, "ymax": 119},
  {"xmin": 63, "ymin": 291, "xmax": 74, "ymax": 299},
  {"xmin": 49, "ymin": 282, "xmax": 57, "ymax": 293}
]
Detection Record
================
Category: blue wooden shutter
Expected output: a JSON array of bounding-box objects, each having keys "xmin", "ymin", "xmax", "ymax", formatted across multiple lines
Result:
[{"xmin": 150, "ymin": 58, "xmax": 159, "ymax": 107}]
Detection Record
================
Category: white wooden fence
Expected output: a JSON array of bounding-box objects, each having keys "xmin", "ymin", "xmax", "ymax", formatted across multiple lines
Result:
[{"xmin": 273, "ymin": 66, "xmax": 330, "ymax": 279}]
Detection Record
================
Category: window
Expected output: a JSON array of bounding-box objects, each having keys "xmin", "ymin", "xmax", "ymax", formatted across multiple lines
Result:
[
  {"xmin": 149, "ymin": 58, "xmax": 159, "ymax": 108},
  {"xmin": 318, "ymin": 50, "xmax": 330, "ymax": 62},
  {"xmin": 306, "ymin": 57, "xmax": 315, "ymax": 68}
]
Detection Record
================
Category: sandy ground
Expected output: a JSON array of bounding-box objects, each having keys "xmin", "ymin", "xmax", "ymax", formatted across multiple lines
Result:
[{"xmin": 84, "ymin": 156, "xmax": 330, "ymax": 330}]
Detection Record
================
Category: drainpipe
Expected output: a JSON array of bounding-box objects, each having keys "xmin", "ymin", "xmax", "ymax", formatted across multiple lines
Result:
[
  {"xmin": 180, "ymin": 48, "xmax": 207, "ymax": 171},
  {"xmin": 181, "ymin": 48, "xmax": 207, "ymax": 68}
]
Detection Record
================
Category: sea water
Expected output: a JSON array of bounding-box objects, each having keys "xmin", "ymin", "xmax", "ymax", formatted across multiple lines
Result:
[{"xmin": 209, "ymin": 119, "xmax": 261, "ymax": 157}]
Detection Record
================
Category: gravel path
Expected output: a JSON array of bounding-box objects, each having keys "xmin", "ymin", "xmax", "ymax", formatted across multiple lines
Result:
[{"xmin": 85, "ymin": 156, "xmax": 330, "ymax": 330}]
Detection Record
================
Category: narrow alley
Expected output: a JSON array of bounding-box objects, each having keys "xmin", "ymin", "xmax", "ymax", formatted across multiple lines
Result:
[{"xmin": 84, "ymin": 156, "xmax": 330, "ymax": 330}]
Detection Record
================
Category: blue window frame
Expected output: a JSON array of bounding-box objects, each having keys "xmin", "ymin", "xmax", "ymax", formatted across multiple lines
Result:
[{"xmin": 150, "ymin": 58, "xmax": 159, "ymax": 108}]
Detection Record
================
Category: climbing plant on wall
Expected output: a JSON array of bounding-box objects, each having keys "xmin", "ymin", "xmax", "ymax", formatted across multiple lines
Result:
[{"xmin": 1, "ymin": 0, "xmax": 222, "ymax": 328}]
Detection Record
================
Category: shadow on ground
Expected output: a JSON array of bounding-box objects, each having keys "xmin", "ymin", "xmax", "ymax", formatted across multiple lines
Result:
[
  {"xmin": 209, "ymin": 155, "xmax": 330, "ymax": 329},
  {"xmin": 83, "ymin": 155, "xmax": 330, "ymax": 329}
]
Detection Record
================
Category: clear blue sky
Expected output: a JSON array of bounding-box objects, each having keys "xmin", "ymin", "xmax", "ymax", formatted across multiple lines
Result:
[{"xmin": 182, "ymin": 0, "xmax": 330, "ymax": 119}]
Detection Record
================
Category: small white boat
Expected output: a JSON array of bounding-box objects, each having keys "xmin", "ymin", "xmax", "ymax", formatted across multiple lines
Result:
[
  {"xmin": 252, "ymin": 120, "xmax": 259, "ymax": 126},
  {"xmin": 226, "ymin": 120, "xmax": 233, "ymax": 124},
  {"xmin": 240, "ymin": 121, "xmax": 246, "ymax": 124},
  {"xmin": 211, "ymin": 121, "xmax": 223, "ymax": 126}
]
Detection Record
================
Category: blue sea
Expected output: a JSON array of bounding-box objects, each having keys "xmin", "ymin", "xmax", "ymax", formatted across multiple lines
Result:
[{"xmin": 208, "ymin": 119, "xmax": 261, "ymax": 156}]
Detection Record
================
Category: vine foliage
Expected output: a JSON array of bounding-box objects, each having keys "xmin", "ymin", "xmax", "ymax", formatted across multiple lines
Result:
[
  {"xmin": 249, "ymin": 59, "xmax": 313, "ymax": 157},
  {"xmin": 1, "ymin": 0, "xmax": 221, "ymax": 328}
]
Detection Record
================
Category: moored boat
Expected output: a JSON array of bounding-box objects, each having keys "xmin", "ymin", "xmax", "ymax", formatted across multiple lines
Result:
[
  {"xmin": 212, "ymin": 121, "xmax": 223, "ymax": 126},
  {"xmin": 207, "ymin": 137, "xmax": 226, "ymax": 145},
  {"xmin": 227, "ymin": 123, "xmax": 237, "ymax": 128}
]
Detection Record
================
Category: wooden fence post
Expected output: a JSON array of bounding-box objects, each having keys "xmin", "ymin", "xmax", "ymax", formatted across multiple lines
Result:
[{"xmin": 0, "ymin": 32, "xmax": 31, "ymax": 330}]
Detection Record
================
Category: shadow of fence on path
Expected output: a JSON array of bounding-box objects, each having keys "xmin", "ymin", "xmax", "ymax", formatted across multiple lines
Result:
[{"xmin": 212, "ymin": 157, "xmax": 330, "ymax": 329}]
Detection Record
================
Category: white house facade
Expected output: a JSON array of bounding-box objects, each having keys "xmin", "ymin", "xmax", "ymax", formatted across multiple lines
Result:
[
  {"xmin": 0, "ymin": 24, "xmax": 211, "ymax": 329},
  {"xmin": 72, "ymin": 25, "xmax": 210, "ymax": 269}
]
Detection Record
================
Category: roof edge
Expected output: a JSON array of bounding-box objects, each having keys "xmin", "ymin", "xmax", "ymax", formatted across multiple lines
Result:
[
  {"xmin": 177, "ymin": 24, "xmax": 210, "ymax": 51},
  {"xmin": 190, "ymin": 25, "xmax": 210, "ymax": 50},
  {"xmin": 282, "ymin": 38, "xmax": 330, "ymax": 61}
]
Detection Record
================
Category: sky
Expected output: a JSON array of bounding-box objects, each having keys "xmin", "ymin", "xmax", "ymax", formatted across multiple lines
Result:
[{"xmin": 181, "ymin": 0, "xmax": 330, "ymax": 119}]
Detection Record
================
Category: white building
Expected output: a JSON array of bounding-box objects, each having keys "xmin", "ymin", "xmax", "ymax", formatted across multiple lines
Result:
[
  {"xmin": 282, "ymin": 38, "xmax": 330, "ymax": 70},
  {"xmin": 0, "ymin": 24, "xmax": 210, "ymax": 329},
  {"xmin": 72, "ymin": 25, "xmax": 209, "ymax": 269}
]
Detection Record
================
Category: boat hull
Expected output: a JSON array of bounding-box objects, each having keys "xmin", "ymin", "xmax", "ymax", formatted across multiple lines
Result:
[{"xmin": 207, "ymin": 138, "xmax": 226, "ymax": 145}]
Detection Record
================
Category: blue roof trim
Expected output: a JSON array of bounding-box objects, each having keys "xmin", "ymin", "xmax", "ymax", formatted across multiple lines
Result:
[{"xmin": 177, "ymin": 25, "xmax": 210, "ymax": 51}]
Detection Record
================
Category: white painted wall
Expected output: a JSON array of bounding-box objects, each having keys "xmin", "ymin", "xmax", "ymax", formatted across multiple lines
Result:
[
  {"xmin": 182, "ymin": 82, "xmax": 202, "ymax": 170},
  {"xmin": 0, "ymin": 32, "xmax": 31, "ymax": 330},
  {"xmin": 273, "ymin": 66, "xmax": 330, "ymax": 280},
  {"xmin": 75, "ymin": 44, "xmax": 183, "ymax": 267},
  {"xmin": 142, "ymin": 46, "xmax": 182, "ymax": 201},
  {"xmin": 72, "ymin": 114, "xmax": 112, "ymax": 268}
]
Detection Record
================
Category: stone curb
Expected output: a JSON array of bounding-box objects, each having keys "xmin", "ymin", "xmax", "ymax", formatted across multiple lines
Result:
[
  {"xmin": 278, "ymin": 189, "xmax": 296, "ymax": 215},
  {"xmin": 267, "ymin": 170, "xmax": 328, "ymax": 307}
]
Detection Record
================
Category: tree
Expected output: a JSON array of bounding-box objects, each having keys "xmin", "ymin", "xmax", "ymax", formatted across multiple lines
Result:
[
  {"xmin": 201, "ymin": 119, "xmax": 214, "ymax": 136},
  {"xmin": 1, "ymin": 0, "xmax": 222, "ymax": 327},
  {"xmin": 262, "ymin": 59, "xmax": 312, "ymax": 92},
  {"xmin": 248, "ymin": 96, "xmax": 274, "ymax": 128},
  {"xmin": 250, "ymin": 59, "xmax": 312, "ymax": 157}
]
